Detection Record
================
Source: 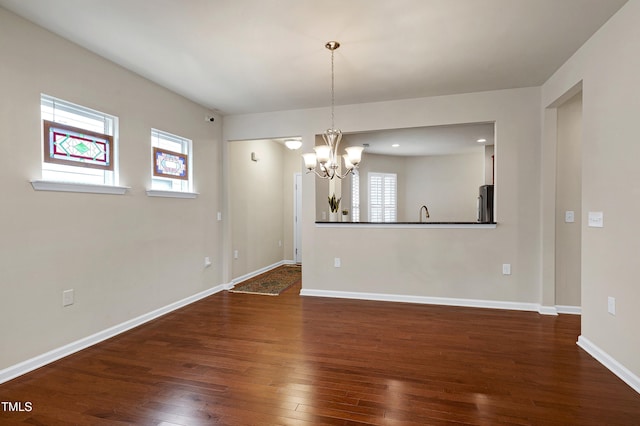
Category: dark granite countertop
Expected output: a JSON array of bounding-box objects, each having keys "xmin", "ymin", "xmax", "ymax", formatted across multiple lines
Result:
[{"xmin": 315, "ymin": 221, "xmax": 496, "ymax": 225}]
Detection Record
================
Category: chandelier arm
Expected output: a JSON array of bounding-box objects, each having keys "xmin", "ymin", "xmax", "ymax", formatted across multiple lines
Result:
[
  {"xmin": 306, "ymin": 169, "xmax": 332, "ymax": 180},
  {"xmin": 336, "ymin": 167, "xmax": 356, "ymax": 180}
]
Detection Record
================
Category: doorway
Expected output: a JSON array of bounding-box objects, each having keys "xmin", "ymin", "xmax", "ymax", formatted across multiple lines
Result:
[
  {"xmin": 555, "ymin": 91, "xmax": 582, "ymax": 309},
  {"xmin": 227, "ymin": 138, "xmax": 302, "ymax": 281}
]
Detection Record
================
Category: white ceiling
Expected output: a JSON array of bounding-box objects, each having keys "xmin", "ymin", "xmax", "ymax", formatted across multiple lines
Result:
[
  {"xmin": 342, "ymin": 122, "xmax": 494, "ymax": 156},
  {"xmin": 0, "ymin": 0, "xmax": 628, "ymax": 116}
]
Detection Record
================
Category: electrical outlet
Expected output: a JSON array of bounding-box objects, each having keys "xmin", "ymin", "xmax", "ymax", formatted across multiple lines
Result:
[
  {"xmin": 62, "ymin": 289, "xmax": 74, "ymax": 307},
  {"xmin": 233, "ymin": 250, "xmax": 238, "ymax": 259},
  {"xmin": 278, "ymin": 240, "xmax": 282, "ymax": 247},
  {"xmin": 608, "ymin": 297, "xmax": 616, "ymax": 315},
  {"xmin": 334, "ymin": 257, "xmax": 341, "ymax": 268},
  {"xmin": 502, "ymin": 263, "xmax": 511, "ymax": 275},
  {"xmin": 217, "ymin": 212, "xmax": 222, "ymax": 221}
]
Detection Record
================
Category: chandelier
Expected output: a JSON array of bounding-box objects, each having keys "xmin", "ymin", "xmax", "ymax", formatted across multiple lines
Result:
[{"xmin": 302, "ymin": 41, "xmax": 364, "ymax": 180}]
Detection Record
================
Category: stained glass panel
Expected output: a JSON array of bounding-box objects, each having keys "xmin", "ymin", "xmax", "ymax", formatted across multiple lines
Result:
[
  {"xmin": 43, "ymin": 120, "xmax": 113, "ymax": 170},
  {"xmin": 153, "ymin": 147, "xmax": 189, "ymax": 180}
]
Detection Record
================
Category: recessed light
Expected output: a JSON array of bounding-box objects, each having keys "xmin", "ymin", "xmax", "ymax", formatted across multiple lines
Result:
[
  {"xmin": 477, "ymin": 138, "xmax": 487, "ymax": 143},
  {"xmin": 391, "ymin": 143, "xmax": 400, "ymax": 148},
  {"xmin": 284, "ymin": 139, "xmax": 302, "ymax": 150}
]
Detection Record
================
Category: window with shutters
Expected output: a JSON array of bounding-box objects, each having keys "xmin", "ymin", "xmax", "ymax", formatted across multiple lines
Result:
[
  {"xmin": 368, "ymin": 172, "xmax": 397, "ymax": 222},
  {"xmin": 351, "ymin": 171, "xmax": 360, "ymax": 222}
]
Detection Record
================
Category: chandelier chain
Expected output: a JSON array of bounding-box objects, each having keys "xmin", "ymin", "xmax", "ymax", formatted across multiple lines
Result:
[{"xmin": 330, "ymin": 47, "xmax": 335, "ymax": 131}]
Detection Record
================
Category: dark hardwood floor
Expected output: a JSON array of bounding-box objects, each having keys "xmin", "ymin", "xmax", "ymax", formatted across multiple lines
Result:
[{"xmin": 1, "ymin": 280, "xmax": 640, "ymax": 425}]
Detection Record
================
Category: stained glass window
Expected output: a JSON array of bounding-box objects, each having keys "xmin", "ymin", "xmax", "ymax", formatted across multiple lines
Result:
[
  {"xmin": 153, "ymin": 147, "xmax": 188, "ymax": 180},
  {"xmin": 43, "ymin": 120, "xmax": 113, "ymax": 170},
  {"xmin": 151, "ymin": 129, "xmax": 193, "ymax": 192},
  {"xmin": 40, "ymin": 94, "xmax": 118, "ymax": 185}
]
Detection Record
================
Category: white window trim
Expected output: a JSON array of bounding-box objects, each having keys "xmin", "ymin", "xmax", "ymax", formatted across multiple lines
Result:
[
  {"xmin": 150, "ymin": 128, "xmax": 193, "ymax": 193},
  {"xmin": 146, "ymin": 189, "xmax": 198, "ymax": 199},
  {"xmin": 40, "ymin": 94, "xmax": 120, "ymax": 188},
  {"xmin": 31, "ymin": 180, "xmax": 129, "ymax": 195}
]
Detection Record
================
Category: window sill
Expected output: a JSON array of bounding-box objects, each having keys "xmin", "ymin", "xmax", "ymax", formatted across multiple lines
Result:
[
  {"xmin": 31, "ymin": 180, "xmax": 129, "ymax": 195},
  {"xmin": 146, "ymin": 189, "xmax": 199, "ymax": 199}
]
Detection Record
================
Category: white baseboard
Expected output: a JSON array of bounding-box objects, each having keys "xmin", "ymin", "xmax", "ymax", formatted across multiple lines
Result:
[
  {"xmin": 539, "ymin": 305, "xmax": 582, "ymax": 315},
  {"xmin": 301, "ymin": 289, "xmax": 584, "ymax": 317},
  {"xmin": 299, "ymin": 288, "xmax": 540, "ymax": 312},
  {"xmin": 556, "ymin": 305, "xmax": 582, "ymax": 315},
  {"xmin": 229, "ymin": 261, "xmax": 283, "ymax": 286},
  {"xmin": 538, "ymin": 306, "xmax": 558, "ymax": 315},
  {"xmin": 0, "ymin": 283, "xmax": 227, "ymax": 385},
  {"xmin": 577, "ymin": 335, "xmax": 640, "ymax": 394},
  {"xmin": 229, "ymin": 260, "xmax": 296, "ymax": 287}
]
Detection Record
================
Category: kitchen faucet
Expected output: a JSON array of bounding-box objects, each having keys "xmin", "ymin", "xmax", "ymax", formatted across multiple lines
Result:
[{"xmin": 419, "ymin": 205, "xmax": 430, "ymax": 222}]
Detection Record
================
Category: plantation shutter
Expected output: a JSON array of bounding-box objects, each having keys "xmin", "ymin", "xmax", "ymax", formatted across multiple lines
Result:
[
  {"xmin": 369, "ymin": 172, "xmax": 397, "ymax": 222},
  {"xmin": 351, "ymin": 171, "xmax": 360, "ymax": 222}
]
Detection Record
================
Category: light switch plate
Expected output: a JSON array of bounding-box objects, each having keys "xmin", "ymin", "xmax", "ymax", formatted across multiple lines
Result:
[
  {"xmin": 608, "ymin": 296, "xmax": 616, "ymax": 315},
  {"xmin": 502, "ymin": 263, "xmax": 511, "ymax": 275},
  {"xmin": 565, "ymin": 211, "xmax": 575, "ymax": 223},
  {"xmin": 588, "ymin": 211, "xmax": 604, "ymax": 228},
  {"xmin": 62, "ymin": 289, "xmax": 74, "ymax": 307}
]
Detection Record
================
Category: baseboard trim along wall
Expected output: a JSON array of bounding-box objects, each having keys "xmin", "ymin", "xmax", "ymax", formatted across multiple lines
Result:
[
  {"xmin": 0, "ymin": 283, "xmax": 227, "ymax": 385},
  {"xmin": 556, "ymin": 305, "xmax": 582, "ymax": 315},
  {"xmin": 537, "ymin": 305, "xmax": 582, "ymax": 315},
  {"xmin": 229, "ymin": 260, "xmax": 295, "ymax": 287},
  {"xmin": 300, "ymin": 288, "xmax": 542, "ymax": 312},
  {"xmin": 301, "ymin": 289, "xmax": 584, "ymax": 317},
  {"xmin": 578, "ymin": 335, "xmax": 640, "ymax": 394},
  {"xmin": 538, "ymin": 306, "xmax": 559, "ymax": 315}
]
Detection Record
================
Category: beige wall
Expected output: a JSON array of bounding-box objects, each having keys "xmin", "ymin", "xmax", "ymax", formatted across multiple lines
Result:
[
  {"xmin": 555, "ymin": 93, "xmax": 582, "ymax": 306},
  {"xmin": 0, "ymin": 9, "xmax": 223, "ymax": 370},
  {"xmin": 405, "ymin": 152, "xmax": 483, "ymax": 222},
  {"xmin": 542, "ymin": 0, "xmax": 640, "ymax": 382},
  {"xmin": 224, "ymin": 87, "xmax": 542, "ymax": 303}
]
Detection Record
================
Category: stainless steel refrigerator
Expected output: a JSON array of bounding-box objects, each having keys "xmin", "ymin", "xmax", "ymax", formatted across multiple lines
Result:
[{"xmin": 478, "ymin": 185, "xmax": 494, "ymax": 223}]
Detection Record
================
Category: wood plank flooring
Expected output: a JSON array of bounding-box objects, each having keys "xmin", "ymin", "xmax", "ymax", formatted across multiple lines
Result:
[{"xmin": 1, "ymin": 281, "xmax": 639, "ymax": 425}]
